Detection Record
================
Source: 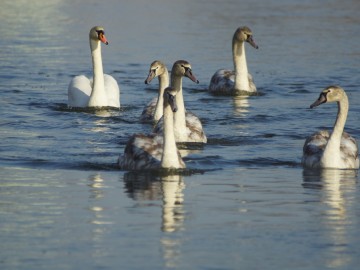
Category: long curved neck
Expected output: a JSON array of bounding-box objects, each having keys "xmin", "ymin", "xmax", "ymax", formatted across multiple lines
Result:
[
  {"xmin": 171, "ymin": 74, "xmax": 187, "ymax": 141},
  {"xmin": 154, "ymin": 69, "xmax": 169, "ymax": 122},
  {"xmin": 233, "ymin": 41, "xmax": 250, "ymax": 91},
  {"xmin": 161, "ymin": 102, "xmax": 180, "ymax": 168},
  {"xmin": 88, "ymin": 39, "xmax": 106, "ymax": 107},
  {"xmin": 322, "ymin": 95, "xmax": 349, "ymax": 167}
]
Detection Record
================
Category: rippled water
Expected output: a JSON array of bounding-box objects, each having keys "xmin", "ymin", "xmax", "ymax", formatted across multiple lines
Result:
[{"xmin": 1, "ymin": 0, "xmax": 360, "ymax": 269}]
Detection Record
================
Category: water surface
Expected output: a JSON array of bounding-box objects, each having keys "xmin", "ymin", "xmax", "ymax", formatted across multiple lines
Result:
[{"xmin": 1, "ymin": 0, "xmax": 360, "ymax": 269}]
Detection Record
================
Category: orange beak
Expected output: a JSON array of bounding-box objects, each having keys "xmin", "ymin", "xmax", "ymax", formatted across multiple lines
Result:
[{"xmin": 99, "ymin": 33, "xmax": 109, "ymax": 45}]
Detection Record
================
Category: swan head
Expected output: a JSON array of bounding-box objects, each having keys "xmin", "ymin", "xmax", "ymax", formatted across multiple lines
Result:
[
  {"xmin": 233, "ymin": 26, "xmax": 258, "ymax": 49},
  {"xmin": 144, "ymin": 60, "xmax": 167, "ymax": 84},
  {"xmin": 164, "ymin": 87, "xmax": 178, "ymax": 112},
  {"xmin": 172, "ymin": 60, "xmax": 199, "ymax": 84},
  {"xmin": 89, "ymin": 26, "xmax": 109, "ymax": 45},
  {"xmin": 310, "ymin": 86, "xmax": 345, "ymax": 108}
]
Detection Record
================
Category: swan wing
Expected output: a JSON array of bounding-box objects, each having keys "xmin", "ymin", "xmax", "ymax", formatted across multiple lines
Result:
[
  {"xmin": 140, "ymin": 97, "xmax": 157, "ymax": 122},
  {"xmin": 209, "ymin": 69, "xmax": 235, "ymax": 94},
  {"xmin": 340, "ymin": 132, "xmax": 359, "ymax": 168},
  {"xmin": 185, "ymin": 111, "xmax": 207, "ymax": 143},
  {"xmin": 153, "ymin": 111, "xmax": 207, "ymax": 143},
  {"xmin": 302, "ymin": 130, "xmax": 329, "ymax": 168},
  {"xmin": 68, "ymin": 75, "xmax": 92, "ymax": 107},
  {"xmin": 248, "ymin": 73, "xmax": 257, "ymax": 92},
  {"xmin": 104, "ymin": 74, "xmax": 120, "ymax": 108},
  {"xmin": 118, "ymin": 134, "xmax": 163, "ymax": 170}
]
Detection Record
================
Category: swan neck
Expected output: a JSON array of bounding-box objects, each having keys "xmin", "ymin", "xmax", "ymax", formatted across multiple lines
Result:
[
  {"xmin": 88, "ymin": 39, "xmax": 106, "ymax": 106},
  {"xmin": 233, "ymin": 41, "xmax": 250, "ymax": 91},
  {"xmin": 161, "ymin": 102, "xmax": 180, "ymax": 168},
  {"xmin": 154, "ymin": 69, "xmax": 169, "ymax": 121},
  {"xmin": 322, "ymin": 95, "xmax": 349, "ymax": 166},
  {"xmin": 330, "ymin": 97, "xmax": 348, "ymax": 143},
  {"xmin": 171, "ymin": 74, "xmax": 186, "ymax": 140}
]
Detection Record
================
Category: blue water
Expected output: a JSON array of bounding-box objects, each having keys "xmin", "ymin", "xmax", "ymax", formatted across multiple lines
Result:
[{"xmin": 1, "ymin": 0, "xmax": 360, "ymax": 269}]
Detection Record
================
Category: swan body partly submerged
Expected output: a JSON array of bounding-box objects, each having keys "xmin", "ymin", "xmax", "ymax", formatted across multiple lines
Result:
[
  {"xmin": 68, "ymin": 26, "xmax": 120, "ymax": 108},
  {"xmin": 118, "ymin": 87, "xmax": 185, "ymax": 170},
  {"xmin": 209, "ymin": 26, "xmax": 258, "ymax": 95},
  {"xmin": 302, "ymin": 86, "xmax": 359, "ymax": 169}
]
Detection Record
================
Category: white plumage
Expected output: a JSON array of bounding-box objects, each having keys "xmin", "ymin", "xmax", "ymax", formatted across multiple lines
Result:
[{"xmin": 68, "ymin": 26, "xmax": 120, "ymax": 108}]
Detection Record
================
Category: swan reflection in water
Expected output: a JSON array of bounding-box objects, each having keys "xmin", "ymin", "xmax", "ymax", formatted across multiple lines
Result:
[
  {"xmin": 232, "ymin": 96, "xmax": 250, "ymax": 136},
  {"xmin": 87, "ymin": 173, "xmax": 114, "ymax": 264},
  {"xmin": 123, "ymin": 172, "xmax": 185, "ymax": 232},
  {"xmin": 88, "ymin": 173, "xmax": 113, "ymax": 225},
  {"xmin": 124, "ymin": 172, "xmax": 185, "ymax": 268},
  {"xmin": 302, "ymin": 168, "xmax": 358, "ymax": 268},
  {"xmin": 232, "ymin": 96, "xmax": 250, "ymax": 118}
]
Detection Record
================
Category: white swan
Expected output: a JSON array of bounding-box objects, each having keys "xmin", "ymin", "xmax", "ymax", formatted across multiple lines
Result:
[
  {"xmin": 302, "ymin": 86, "xmax": 359, "ymax": 169},
  {"xmin": 140, "ymin": 60, "xmax": 169, "ymax": 123},
  {"xmin": 68, "ymin": 26, "xmax": 120, "ymax": 108},
  {"xmin": 209, "ymin": 26, "xmax": 258, "ymax": 95},
  {"xmin": 118, "ymin": 87, "xmax": 185, "ymax": 170},
  {"xmin": 154, "ymin": 60, "xmax": 207, "ymax": 143}
]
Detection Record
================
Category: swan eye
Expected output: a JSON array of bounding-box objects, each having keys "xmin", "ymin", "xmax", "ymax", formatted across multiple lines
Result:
[
  {"xmin": 182, "ymin": 65, "xmax": 190, "ymax": 72},
  {"xmin": 96, "ymin": 30, "xmax": 105, "ymax": 39}
]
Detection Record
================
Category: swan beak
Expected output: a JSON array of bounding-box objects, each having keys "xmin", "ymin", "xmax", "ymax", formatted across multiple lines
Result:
[
  {"xmin": 144, "ymin": 70, "xmax": 156, "ymax": 84},
  {"xmin": 168, "ymin": 94, "xmax": 178, "ymax": 112},
  {"xmin": 185, "ymin": 69, "xmax": 199, "ymax": 84},
  {"xmin": 247, "ymin": 36, "xmax": 259, "ymax": 49},
  {"xmin": 310, "ymin": 93, "xmax": 327, "ymax": 109},
  {"xmin": 99, "ymin": 33, "xmax": 109, "ymax": 45}
]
